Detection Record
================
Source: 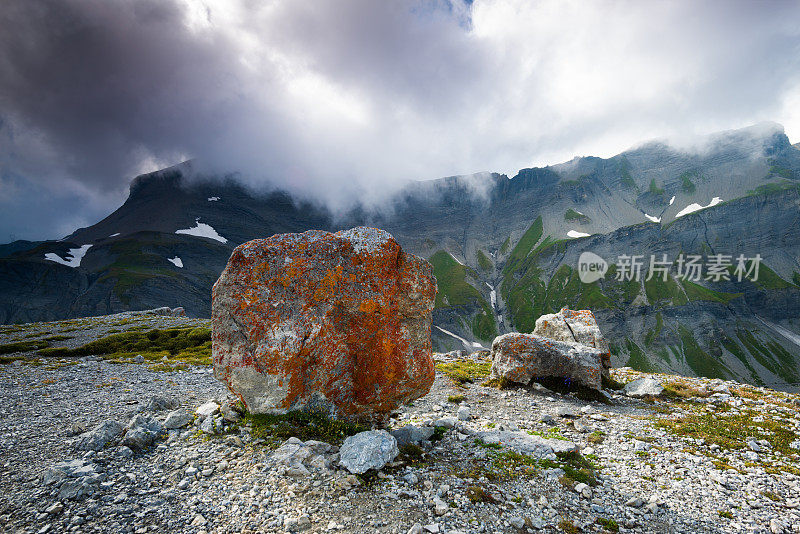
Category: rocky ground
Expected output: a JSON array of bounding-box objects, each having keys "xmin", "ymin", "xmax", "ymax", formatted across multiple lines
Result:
[{"xmin": 1, "ymin": 314, "xmax": 800, "ymax": 534}]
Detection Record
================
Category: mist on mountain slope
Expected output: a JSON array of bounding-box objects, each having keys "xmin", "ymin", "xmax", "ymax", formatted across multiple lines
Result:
[{"xmin": 2, "ymin": 0, "xmax": 800, "ymax": 240}]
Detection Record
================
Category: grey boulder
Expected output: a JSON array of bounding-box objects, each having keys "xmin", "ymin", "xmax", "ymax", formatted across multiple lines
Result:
[
  {"xmin": 74, "ymin": 420, "xmax": 124, "ymax": 451},
  {"xmin": 624, "ymin": 377, "xmax": 664, "ymax": 397},
  {"xmin": 390, "ymin": 425, "xmax": 435, "ymax": 448},
  {"xmin": 339, "ymin": 430, "xmax": 399, "ymax": 474},
  {"xmin": 121, "ymin": 414, "xmax": 164, "ymax": 449},
  {"xmin": 490, "ymin": 333, "xmax": 604, "ymax": 390},
  {"xmin": 163, "ymin": 409, "xmax": 193, "ymax": 429}
]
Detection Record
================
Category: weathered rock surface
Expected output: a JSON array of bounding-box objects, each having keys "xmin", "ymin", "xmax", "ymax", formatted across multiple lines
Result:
[
  {"xmin": 74, "ymin": 420, "xmax": 124, "ymax": 451},
  {"xmin": 490, "ymin": 333, "xmax": 604, "ymax": 390},
  {"xmin": 272, "ymin": 437, "xmax": 337, "ymax": 476},
  {"xmin": 533, "ymin": 307, "xmax": 611, "ymax": 378},
  {"xmin": 163, "ymin": 409, "xmax": 193, "ymax": 429},
  {"xmin": 121, "ymin": 414, "xmax": 163, "ymax": 450},
  {"xmin": 475, "ymin": 430, "xmax": 578, "ymax": 458},
  {"xmin": 390, "ymin": 425, "xmax": 435, "ymax": 448},
  {"xmin": 212, "ymin": 227, "xmax": 437, "ymax": 421},
  {"xmin": 338, "ymin": 430, "xmax": 399, "ymax": 474},
  {"xmin": 623, "ymin": 377, "xmax": 664, "ymax": 397},
  {"xmin": 43, "ymin": 459, "xmax": 105, "ymax": 500}
]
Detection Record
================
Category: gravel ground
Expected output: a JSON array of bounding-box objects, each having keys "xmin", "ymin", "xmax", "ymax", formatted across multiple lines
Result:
[{"xmin": 1, "ymin": 314, "xmax": 799, "ymax": 534}]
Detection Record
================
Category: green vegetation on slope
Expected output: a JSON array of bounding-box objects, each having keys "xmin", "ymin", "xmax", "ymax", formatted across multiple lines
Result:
[
  {"xmin": 476, "ymin": 250, "xmax": 492, "ymax": 272},
  {"xmin": 472, "ymin": 306, "xmax": 498, "ymax": 340},
  {"xmin": 564, "ymin": 209, "xmax": 591, "ymax": 223},
  {"xmin": 649, "ymin": 178, "xmax": 664, "ymax": 195},
  {"xmin": 751, "ymin": 263, "xmax": 795, "ymax": 290},
  {"xmin": 429, "ymin": 250, "xmax": 482, "ymax": 308},
  {"xmin": 625, "ymin": 338, "xmax": 657, "ymax": 373},
  {"xmin": 679, "ymin": 325, "xmax": 730, "ymax": 379},
  {"xmin": 768, "ymin": 165, "xmax": 794, "ymax": 179},
  {"xmin": 736, "ymin": 329, "xmax": 799, "ymax": 383},
  {"xmin": 98, "ymin": 238, "xmax": 180, "ymax": 304},
  {"xmin": 679, "ymin": 170, "xmax": 698, "ymax": 194},
  {"xmin": 0, "ymin": 340, "xmax": 51, "ymax": 355},
  {"xmin": 680, "ymin": 279, "xmax": 741, "ymax": 304},
  {"xmin": 644, "ymin": 275, "xmax": 688, "ymax": 307},
  {"xmin": 38, "ymin": 327, "xmax": 212, "ymax": 365},
  {"xmin": 503, "ymin": 216, "xmax": 543, "ymax": 275},
  {"xmin": 429, "ymin": 249, "xmax": 497, "ymax": 341},
  {"xmin": 746, "ymin": 181, "xmax": 799, "ymax": 197},
  {"xmin": 618, "ymin": 157, "xmax": 637, "ymax": 189},
  {"xmin": 644, "ymin": 312, "xmax": 664, "ymax": 347}
]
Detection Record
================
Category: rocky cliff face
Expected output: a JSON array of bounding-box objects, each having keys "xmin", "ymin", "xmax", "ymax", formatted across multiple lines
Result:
[{"xmin": 2, "ymin": 123, "xmax": 799, "ymax": 388}]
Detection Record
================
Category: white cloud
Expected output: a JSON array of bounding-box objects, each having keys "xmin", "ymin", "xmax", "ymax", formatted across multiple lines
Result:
[{"xmin": 1, "ymin": 0, "xmax": 800, "ymax": 239}]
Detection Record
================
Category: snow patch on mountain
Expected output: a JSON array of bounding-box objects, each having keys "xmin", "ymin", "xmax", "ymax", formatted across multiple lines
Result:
[
  {"xmin": 208, "ymin": 197, "xmax": 220, "ymax": 201},
  {"xmin": 435, "ymin": 326, "xmax": 484, "ymax": 349},
  {"xmin": 448, "ymin": 251, "xmax": 464, "ymax": 266},
  {"xmin": 644, "ymin": 213, "xmax": 661, "ymax": 223},
  {"xmin": 167, "ymin": 257, "xmax": 183, "ymax": 268},
  {"xmin": 44, "ymin": 244, "xmax": 92, "ymax": 268},
  {"xmin": 675, "ymin": 197, "xmax": 723, "ymax": 219},
  {"xmin": 669, "ymin": 196, "xmax": 676, "ymax": 205},
  {"xmin": 176, "ymin": 219, "xmax": 228, "ymax": 243},
  {"xmin": 109, "ymin": 233, "xmax": 120, "ymax": 237},
  {"xmin": 567, "ymin": 230, "xmax": 591, "ymax": 238}
]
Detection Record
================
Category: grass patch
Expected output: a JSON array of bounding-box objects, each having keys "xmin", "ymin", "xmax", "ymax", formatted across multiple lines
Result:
[
  {"xmin": 245, "ymin": 409, "xmax": 368, "ymax": 447},
  {"xmin": 680, "ymin": 279, "xmax": 741, "ymax": 304},
  {"xmin": 505, "ymin": 216, "xmax": 544, "ymax": 271},
  {"xmin": 555, "ymin": 451, "xmax": 600, "ymax": 486},
  {"xmin": 0, "ymin": 355, "xmax": 28, "ymax": 364},
  {"xmin": 474, "ymin": 438, "xmax": 502, "ymax": 450},
  {"xmin": 0, "ymin": 340, "xmax": 50, "ymax": 354},
  {"xmin": 436, "ymin": 359, "xmax": 492, "ymax": 386},
  {"xmin": 465, "ymin": 485, "xmax": 496, "ymax": 503},
  {"xmin": 663, "ymin": 380, "xmax": 709, "ymax": 398},
  {"xmin": 447, "ymin": 394, "xmax": 465, "ymax": 403},
  {"xmin": 718, "ymin": 510, "xmax": 733, "ymax": 519},
  {"xmin": 655, "ymin": 409, "xmax": 798, "ymax": 459},
  {"xmin": 618, "ymin": 157, "xmax": 636, "ymax": 190},
  {"xmin": 429, "ymin": 250, "xmax": 489, "ymax": 313},
  {"xmin": 36, "ymin": 327, "xmax": 212, "ymax": 365},
  {"xmin": 596, "ymin": 517, "xmax": 620, "ymax": 532},
  {"xmin": 558, "ymin": 519, "xmax": 579, "ymax": 533},
  {"xmin": 588, "ymin": 431, "xmax": 605, "ymax": 444}
]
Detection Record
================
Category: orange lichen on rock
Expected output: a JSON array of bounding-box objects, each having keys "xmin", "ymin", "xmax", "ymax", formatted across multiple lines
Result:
[{"xmin": 211, "ymin": 227, "xmax": 437, "ymax": 421}]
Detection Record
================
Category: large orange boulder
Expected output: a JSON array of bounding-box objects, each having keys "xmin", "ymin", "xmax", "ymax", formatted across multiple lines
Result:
[{"xmin": 212, "ymin": 227, "xmax": 436, "ymax": 421}]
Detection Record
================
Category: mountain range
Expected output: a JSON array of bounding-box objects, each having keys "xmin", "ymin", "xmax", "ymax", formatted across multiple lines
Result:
[{"xmin": 2, "ymin": 122, "xmax": 800, "ymax": 389}]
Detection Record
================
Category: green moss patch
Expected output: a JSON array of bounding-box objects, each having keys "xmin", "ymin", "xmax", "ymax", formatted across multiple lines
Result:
[
  {"xmin": 245, "ymin": 410, "xmax": 368, "ymax": 447},
  {"xmin": 0, "ymin": 340, "xmax": 50, "ymax": 355},
  {"xmin": 655, "ymin": 408, "xmax": 798, "ymax": 460},
  {"xmin": 436, "ymin": 359, "xmax": 492, "ymax": 386},
  {"xmin": 37, "ymin": 327, "xmax": 212, "ymax": 366}
]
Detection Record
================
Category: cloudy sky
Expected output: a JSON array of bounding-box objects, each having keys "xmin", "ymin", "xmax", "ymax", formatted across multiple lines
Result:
[{"xmin": 1, "ymin": 0, "xmax": 799, "ymax": 241}]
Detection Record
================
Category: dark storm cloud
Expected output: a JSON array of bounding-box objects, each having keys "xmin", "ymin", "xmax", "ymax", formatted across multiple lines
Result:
[{"xmin": 1, "ymin": 0, "xmax": 799, "ymax": 240}]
